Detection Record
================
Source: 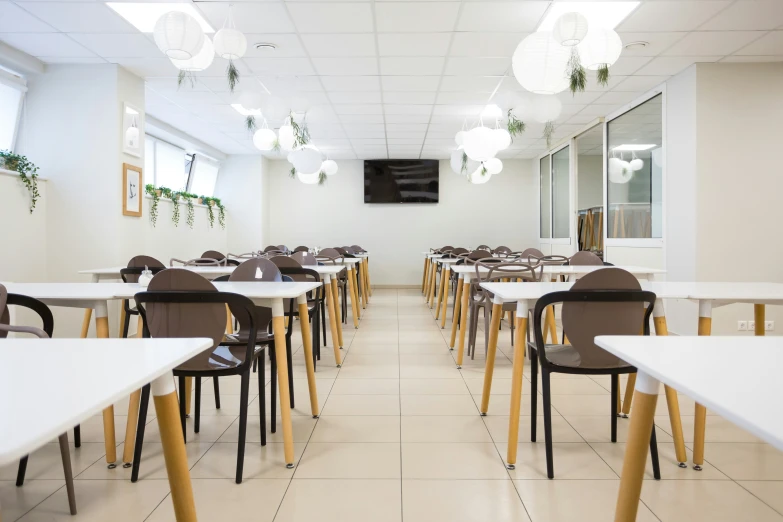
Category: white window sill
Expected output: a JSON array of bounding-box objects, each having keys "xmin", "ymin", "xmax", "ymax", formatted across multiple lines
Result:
[
  {"xmin": 0, "ymin": 168, "xmax": 47, "ymax": 181},
  {"xmin": 144, "ymin": 193, "xmax": 213, "ymax": 209}
]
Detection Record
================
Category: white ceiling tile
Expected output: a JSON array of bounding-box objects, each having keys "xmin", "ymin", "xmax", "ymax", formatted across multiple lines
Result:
[
  {"xmin": 664, "ymin": 31, "xmax": 764, "ymax": 55},
  {"xmin": 427, "ymin": 123, "xmax": 462, "ymax": 133},
  {"xmin": 109, "ymin": 56, "xmax": 182, "ymax": 77},
  {"xmin": 381, "ymin": 76, "xmax": 440, "ymax": 91},
  {"xmin": 444, "ymin": 57, "xmax": 510, "ymax": 76},
  {"xmin": 436, "ymin": 92, "xmax": 490, "ymax": 105},
  {"xmin": 377, "ymin": 33, "xmax": 451, "ymax": 56},
  {"xmin": 734, "ymin": 31, "xmax": 783, "ymax": 55},
  {"xmin": 613, "ymin": 75, "xmax": 670, "ymax": 92},
  {"xmin": 385, "ymin": 123, "xmax": 428, "ymax": 132},
  {"xmin": 583, "ymin": 72, "xmax": 630, "ymax": 92},
  {"xmin": 605, "ymin": 56, "xmax": 653, "ymax": 76},
  {"xmin": 384, "ymin": 114, "xmax": 431, "ymax": 123},
  {"xmin": 17, "ymin": 3, "xmax": 136, "ymax": 33},
  {"xmin": 449, "ymin": 32, "xmax": 528, "ymax": 57},
  {"xmin": 384, "ymin": 91, "xmax": 437, "ymax": 104},
  {"xmin": 334, "ymin": 104, "xmax": 384, "ymax": 115},
  {"xmin": 432, "ymin": 104, "xmax": 483, "ymax": 116},
  {"xmin": 340, "ymin": 114, "xmax": 385, "ymax": 123},
  {"xmin": 380, "ymin": 57, "xmax": 444, "ymax": 75},
  {"xmin": 636, "ymin": 56, "xmax": 721, "ymax": 75},
  {"xmin": 617, "ymin": 1, "xmax": 732, "ymax": 32},
  {"xmin": 384, "ymin": 104, "xmax": 432, "ymax": 115},
  {"xmin": 423, "ymin": 138, "xmax": 455, "ymax": 146},
  {"xmin": 327, "ymin": 151, "xmax": 358, "ymax": 159},
  {"xmin": 375, "ymin": 2, "xmax": 460, "ymax": 33},
  {"xmin": 300, "ymin": 34, "xmax": 377, "ymax": 57},
  {"xmin": 342, "ymin": 123, "xmax": 385, "ymax": 132},
  {"xmin": 425, "ymin": 131, "xmax": 458, "ymax": 139},
  {"xmin": 0, "ymin": 33, "xmax": 95, "ymax": 57},
  {"xmin": 0, "ymin": 2, "xmax": 55, "ymax": 32},
  {"xmin": 253, "ymin": 75, "xmax": 324, "ymax": 93},
  {"xmin": 243, "ymin": 57, "xmax": 315, "ymax": 75},
  {"xmin": 387, "ymin": 138, "xmax": 424, "ymax": 145},
  {"xmin": 616, "ymin": 32, "xmax": 689, "ymax": 57},
  {"xmin": 559, "ymin": 104, "xmax": 586, "ymax": 117},
  {"xmin": 720, "ymin": 54, "xmax": 783, "ymax": 62},
  {"xmin": 329, "ymin": 91, "xmax": 383, "ymax": 104},
  {"xmin": 321, "ymin": 75, "xmax": 380, "ymax": 91},
  {"xmin": 345, "ymin": 130, "xmax": 386, "ymax": 138},
  {"xmin": 701, "ymin": 0, "xmax": 783, "ymax": 30},
  {"xmin": 68, "ymin": 33, "xmax": 160, "ymax": 58},
  {"xmin": 439, "ymin": 76, "xmax": 502, "ymax": 91},
  {"xmin": 314, "ymin": 139, "xmax": 352, "ymax": 148},
  {"xmin": 244, "ymin": 34, "xmax": 307, "ymax": 57},
  {"xmin": 577, "ymin": 104, "xmax": 618, "ymax": 117},
  {"xmin": 287, "ymin": 2, "xmax": 373, "ymax": 33},
  {"xmin": 429, "ymin": 114, "xmax": 469, "ymax": 124},
  {"xmin": 312, "ymin": 57, "xmax": 378, "ymax": 75},
  {"xmin": 304, "ymin": 105, "xmax": 339, "ymax": 121},
  {"xmin": 196, "ymin": 3, "xmax": 295, "ymax": 33},
  {"xmin": 352, "ymin": 138, "xmax": 387, "ymax": 145},
  {"xmin": 595, "ymin": 90, "xmax": 646, "ymax": 106},
  {"xmin": 38, "ymin": 56, "xmax": 106, "ymax": 64},
  {"xmin": 457, "ymin": 2, "xmax": 549, "ymax": 32}
]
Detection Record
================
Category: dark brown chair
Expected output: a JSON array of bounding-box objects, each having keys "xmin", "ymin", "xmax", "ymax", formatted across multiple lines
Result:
[
  {"xmin": 293, "ymin": 245, "xmax": 310, "ymax": 253},
  {"xmin": 317, "ymin": 249, "xmax": 348, "ymax": 321},
  {"xmin": 291, "ymin": 251, "xmax": 317, "ymax": 266},
  {"xmin": 568, "ymin": 251, "xmax": 604, "ymax": 266},
  {"xmin": 434, "ymin": 245, "xmax": 454, "ymax": 254},
  {"xmin": 350, "ymin": 245, "xmax": 366, "ymax": 253},
  {"xmin": 529, "ymin": 268, "xmax": 660, "ymax": 479},
  {"xmin": 493, "ymin": 245, "xmax": 512, "ymax": 256},
  {"xmin": 201, "ymin": 250, "xmax": 226, "ymax": 261},
  {"xmin": 0, "ymin": 285, "xmax": 77, "ymax": 515},
  {"xmin": 131, "ymin": 269, "xmax": 267, "ymax": 484},
  {"xmin": 476, "ymin": 244, "xmax": 492, "ymax": 251},
  {"xmin": 170, "ymin": 257, "xmax": 226, "ymax": 266},
  {"xmin": 120, "ymin": 256, "xmax": 166, "ymax": 338}
]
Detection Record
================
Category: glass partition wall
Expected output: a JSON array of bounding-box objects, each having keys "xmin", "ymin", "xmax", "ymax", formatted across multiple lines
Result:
[
  {"xmin": 575, "ymin": 125, "xmax": 604, "ymax": 254},
  {"xmin": 539, "ymin": 148, "xmax": 570, "ymax": 243},
  {"xmin": 539, "ymin": 155, "xmax": 551, "ymax": 239}
]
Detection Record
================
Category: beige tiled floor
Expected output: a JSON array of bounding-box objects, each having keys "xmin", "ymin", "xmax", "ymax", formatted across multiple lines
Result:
[{"xmin": 3, "ymin": 288, "xmax": 783, "ymax": 521}]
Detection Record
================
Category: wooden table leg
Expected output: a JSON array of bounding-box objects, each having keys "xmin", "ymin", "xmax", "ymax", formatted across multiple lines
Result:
[
  {"xmin": 151, "ymin": 373, "xmax": 197, "ymax": 521},
  {"xmin": 428, "ymin": 264, "xmax": 438, "ymax": 308},
  {"xmin": 693, "ymin": 301, "xmax": 712, "ymax": 470},
  {"xmin": 122, "ymin": 316, "xmax": 144, "ymax": 467},
  {"xmin": 439, "ymin": 267, "xmax": 451, "ymax": 328},
  {"xmin": 543, "ymin": 305, "xmax": 557, "ymax": 343},
  {"xmin": 271, "ymin": 310, "xmax": 295, "ymax": 467},
  {"xmin": 94, "ymin": 310, "xmax": 117, "ymax": 466},
  {"xmin": 434, "ymin": 266, "xmax": 445, "ymax": 319},
  {"xmin": 449, "ymin": 276, "xmax": 463, "ymax": 349},
  {"xmin": 330, "ymin": 277, "xmax": 344, "ymax": 348},
  {"xmin": 506, "ymin": 307, "xmax": 528, "ymax": 468},
  {"xmin": 614, "ymin": 371, "xmax": 659, "ymax": 522},
  {"xmin": 365, "ymin": 258, "xmax": 372, "ymax": 297},
  {"xmin": 225, "ymin": 305, "xmax": 234, "ymax": 335},
  {"xmin": 480, "ymin": 303, "xmax": 504, "ymax": 415},
  {"xmin": 298, "ymin": 295, "xmax": 320, "ymax": 416},
  {"xmin": 456, "ymin": 280, "xmax": 471, "ymax": 368},
  {"xmin": 755, "ymin": 304, "xmax": 766, "ymax": 336},
  {"xmin": 346, "ymin": 268, "xmax": 360, "ymax": 328},
  {"xmin": 324, "ymin": 279, "xmax": 343, "ymax": 365},
  {"xmin": 80, "ymin": 309, "xmax": 92, "ymax": 337},
  {"xmin": 358, "ymin": 260, "xmax": 368, "ymax": 309},
  {"xmin": 422, "ymin": 258, "xmax": 430, "ymax": 294},
  {"xmin": 185, "ymin": 377, "xmax": 193, "ymax": 416}
]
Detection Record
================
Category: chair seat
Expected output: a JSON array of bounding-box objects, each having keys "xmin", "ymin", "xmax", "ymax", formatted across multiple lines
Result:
[
  {"xmin": 176, "ymin": 345, "xmax": 254, "ymax": 372},
  {"xmin": 226, "ymin": 329, "xmax": 275, "ymax": 344},
  {"xmin": 527, "ymin": 342, "xmax": 631, "ymax": 370}
]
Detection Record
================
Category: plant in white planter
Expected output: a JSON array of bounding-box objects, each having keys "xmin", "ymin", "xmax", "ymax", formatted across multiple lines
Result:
[{"xmin": 0, "ymin": 150, "xmax": 40, "ymax": 213}]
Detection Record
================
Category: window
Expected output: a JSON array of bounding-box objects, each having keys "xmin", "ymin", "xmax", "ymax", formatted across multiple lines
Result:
[
  {"xmin": 0, "ymin": 73, "xmax": 25, "ymax": 152},
  {"xmin": 576, "ymin": 125, "xmax": 604, "ymax": 251},
  {"xmin": 154, "ymin": 139, "xmax": 189, "ymax": 190},
  {"xmin": 145, "ymin": 135, "xmax": 220, "ymax": 197},
  {"xmin": 607, "ymin": 94, "xmax": 663, "ymax": 239},
  {"xmin": 539, "ymin": 155, "xmax": 551, "ymax": 238},
  {"xmin": 188, "ymin": 155, "xmax": 219, "ymax": 197},
  {"xmin": 552, "ymin": 146, "xmax": 570, "ymax": 239}
]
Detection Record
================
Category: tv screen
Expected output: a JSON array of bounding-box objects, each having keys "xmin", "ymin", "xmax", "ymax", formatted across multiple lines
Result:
[{"xmin": 364, "ymin": 160, "xmax": 439, "ymax": 203}]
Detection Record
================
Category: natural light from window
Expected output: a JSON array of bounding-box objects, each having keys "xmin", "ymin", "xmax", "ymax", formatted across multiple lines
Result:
[
  {"xmin": 0, "ymin": 81, "xmax": 23, "ymax": 152},
  {"xmin": 189, "ymin": 156, "xmax": 219, "ymax": 197}
]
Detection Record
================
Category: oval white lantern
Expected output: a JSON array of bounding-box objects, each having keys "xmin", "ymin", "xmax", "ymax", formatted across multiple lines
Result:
[
  {"xmin": 493, "ymin": 128, "xmax": 512, "ymax": 151},
  {"xmin": 170, "ymin": 36, "xmax": 214, "ymax": 71},
  {"xmin": 533, "ymin": 95, "xmax": 562, "ymax": 123},
  {"xmin": 252, "ymin": 128, "xmax": 277, "ymax": 151},
  {"xmin": 239, "ymin": 91, "xmax": 264, "ymax": 111},
  {"xmin": 578, "ymin": 28, "xmax": 623, "ymax": 70},
  {"xmin": 553, "ymin": 12, "xmax": 589, "ymax": 46},
  {"xmin": 630, "ymin": 158, "xmax": 644, "ymax": 171},
  {"xmin": 481, "ymin": 104, "xmax": 503, "ymax": 121},
  {"xmin": 297, "ymin": 171, "xmax": 321, "ymax": 185},
  {"xmin": 512, "ymin": 31, "xmax": 571, "ymax": 95},
  {"xmin": 455, "ymin": 131, "xmax": 465, "ymax": 148},
  {"xmin": 290, "ymin": 147, "xmax": 322, "ymax": 174},
  {"xmin": 154, "ymin": 11, "xmax": 205, "ymax": 60},
  {"xmin": 608, "ymin": 158, "xmax": 633, "ymax": 183},
  {"xmin": 322, "ymin": 159, "xmax": 338, "ymax": 176},
  {"xmin": 484, "ymin": 158, "xmax": 503, "ymax": 175},
  {"xmin": 463, "ymin": 126, "xmax": 498, "ymax": 162},
  {"xmin": 278, "ymin": 124, "xmax": 296, "ymax": 151},
  {"xmin": 469, "ymin": 167, "xmax": 492, "ymax": 185},
  {"xmin": 449, "ymin": 149, "xmax": 463, "ymax": 175},
  {"xmin": 214, "ymin": 27, "xmax": 247, "ymax": 60},
  {"xmin": 512, "ymin": 94, "xmax": 535, "ymax": 121}
]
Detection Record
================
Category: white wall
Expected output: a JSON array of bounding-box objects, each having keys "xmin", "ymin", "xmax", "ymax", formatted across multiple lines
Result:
[
  {"xmin": 0, "ymin": 172, "xmax": 47, "ymax": 283},
  {"xmin": 214, "ymin": 155, "xmax": 266, "ymax": 254},
  {"xmin": 266, "ymin": 159, "xmax": 538, "ymax": 285}
]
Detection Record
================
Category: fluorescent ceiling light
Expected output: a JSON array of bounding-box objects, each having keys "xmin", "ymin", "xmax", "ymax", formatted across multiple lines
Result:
[
  {"xmin": 231, "ymin": 104, "xmax": 263, "ymax": 117},
  {"xmin": 538, "ymin": 2, "xmax": 639, "ymax": 31},
  {"xmin": 613, "ymin": 144, "xmax": 656, "ymax": 151},
  {"xmin": 106, "ymin": 3, "xmax": 214, "ymax": 33}
]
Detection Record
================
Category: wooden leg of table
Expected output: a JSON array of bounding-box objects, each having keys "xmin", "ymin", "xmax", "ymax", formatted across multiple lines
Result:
[
  {"xmin": 651, "ymin": 313, "xmax": 687, "ymax": 466},
  {"xmin": 298, "ymin": 299, "xmax": 320, "ymax": 416},
  {"xmin": 615, "ymin": 373, "xmax": 659, "ymax": 522},
  {"xmin": 330, "ymin": 278, "xmax": 344, "ymax": 348},
  {"xmin": 272, "ymin": 315, "xmax": 295, "ymax": 467},
  {"xmin": 480, "ymin": 303, "xmax": 504, "ymax": 415},
  {"xmin": 346, "ymin": 269, "xmax": 360, "ymax": 328},
  {"xmin": 94, "ymin": 315, "xmax": 117, "ymax": 465},
  {"xmin": 543, "ymin": 305, "xmax": 557, "ymax": 343},
  {"xmin": 324, "ymin": 281, "xmax": 342, "ymax": 365},
  {"xmin": 439, "ymin": 267, "xmax": 450, "ymax": 328},
  {"xmin": 422, "ymin": 258, "xmax": 429, "ymax": 293},
  {"xmin": 119, "ymin": 306, "xmax": 126, "ymax": 338},
  {"xmin": 358, "ymin": 261, "xmax": 368, "ymax": 310},
  {"xmin": 351, "ymin": 267, "xmax": 363, "ymax": 316},
  {"xmin": 80, "ymin": 309, "xmax": 92, "ymax": 337},
  {"xmin": 434, "ymin": 265, "xmax": 447, "ymax": 320},
  {"xmin": 755, "ymin": 304, "xmax": 766, "ymax": 336},
  {"xmin": 151, "ymin": 375, "xmax": 197, "ymax": 521},
  {"xmin": 428, "ymin": 266, "xmax": 438, "ymax": 308},
  {"xmin": 225, "ymin": 305, "xmax": 233, "ymax": 335},
  {"xmin": 693, "ymin": 314, "xmax": 712, "ymax": 470},
  {"xmin": 456, "ymin": 281, "xmax": 471, "ymax": 367},
  {"xmin": 122, "ymin": 316, "xmax": 144, "ymax": 466},
  {"xmin": 449, "ymin": 280, "xmax": 463, "ymax": 349},
  {"xmin": 365, "ymin": 258, "xmax": 373, "ymax": 297},
  {"xmin": 184, "ymin": 377, "xmax": 193, "ymax": 416},
  {"xmin": 622, "ymin": 374, "xmax": 636, "ymax": 415},
  {"xmin": 506, "ymin": 314, "xmax": 528, "ymax": 468}
]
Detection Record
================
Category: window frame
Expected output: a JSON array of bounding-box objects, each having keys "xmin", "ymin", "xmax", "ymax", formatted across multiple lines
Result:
[
  {"xmin": 0, "ymin": 70, "xmax": 26, "ymax": 153},
  {"xmin": 538, "ymin": 141, "xmax": 572, "ymax": 246},
  {"xmin": 186, "ymin": 153, "xmax": 220, "ymax": 197}
]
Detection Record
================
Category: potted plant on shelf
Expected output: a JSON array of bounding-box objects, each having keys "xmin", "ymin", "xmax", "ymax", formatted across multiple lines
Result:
[
  {"xmin": 201, "ymin": 195, "xmax": 216, "ymax": 228},
  {"xmin": 160, "ymin": 188, "xmax": 181, "ymax": 226},
  {"xmin": 180, "ymin": 191, "xmax": 198, "ymax": 228},
  {"xmin": 145, "ymin": 184, "xmax": 161, "ymax": 227},
  {"xmin": 0, "ymin": 150, "xmax": 40, "ymax": 213},
  {"xmin": 213, "ymin": 197, "xmax": 226, "ymax": 229}
]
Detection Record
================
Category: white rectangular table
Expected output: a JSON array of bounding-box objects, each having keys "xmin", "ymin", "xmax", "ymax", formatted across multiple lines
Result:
[
  {"xmin": 80, "ymin": 265, "xmax": 235, "ymax": 282},
  {"xmin": 594, "ymin": 336, "xmax": 783, "ymax": 522},
  {"xmin": 0, "ymin": 338, "xmax": 212, "ymax": 521}
]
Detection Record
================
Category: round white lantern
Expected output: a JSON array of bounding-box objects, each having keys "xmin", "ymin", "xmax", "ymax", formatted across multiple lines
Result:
[
  {"xmin": 455, "ymin": 131, "xmax": 465, "ymax": 147},
  {"xmin": 578, "ymin": 28, "xmax": 623, "ymax": 70},
  {"xmin": 533, "ymin": 95, "xmax": 562, "ymax": 123},
  {"xmin": 630, "ymin": 158, "xmax": 644, "ymax": 171},
  {"xmin": 463, "ymin": 126, "xmax": 498, "ymax": 162},
  {"xmin": 553, "ymin": 12, "xmax": 589, "ymax": 46},
  {"xmin": 278, "ymin": 124, "xmax": 296, "ymax": 151},
  {"xmin": 449, "ymin": 149, "xmax": 463, "ymax": 175},
  {"xmin": 290, "ymin": 147, "xmax": 322, "ymax": 175},
  {"xmin": 512, "ymin": 31, "xmax": 571, "ymax": 95},
  {"xmin": 154, "ymin": 11, "xmax": 205, "ymax": 60},
  {"xmin": 252, "ymin": 128, "xmax": 277, "ymax": 151},
  {"xmin": 170, "ymin": 36, "xmax": 214, "ymax": 71},
  {"xmin": 492, "ymin": 128, "xmax": 512, "ymax": 151},
  {"xmin": 297, "ymin": 171, "xmax": 321, "ymax": 185},
  {"xmin": 239, "ymin": 91, "xmax": 264, "ymax": 111},
  {"xmin": 322, "ymin": 159, "xmax": 338, "ymax": 176},
  {"xmin": 469, "ymin": 167, "xmax": 492, "ymax": 185},
  {"xmin": 481, "ymin": 104, "xmax": 503, "ymax": 121},
  {"xmin": 608, "ymin": 158, "xmax": 633, "ymax": 183},
  {"xmin": 214, "ymin": 27, "xmax": 247, "ymax": 60},
  {"xmin": 511, "ymin": 94, "xmax": 535, "ymax": 121},
  {"xmin": 484, "ymin": 158, "xmax": 503, "ymax": 175}
]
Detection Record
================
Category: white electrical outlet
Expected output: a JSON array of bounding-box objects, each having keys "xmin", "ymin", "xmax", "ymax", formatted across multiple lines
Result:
[
  {"xmin": 766, "ymin": 321, "xmax": 774, "ymax": 331},
  {"xmin": 738, "ymin": 321, "xmax": 747, "ymax": 331},
  {"xmin": 749, "ymin": 320, "xmax": 756, "ymax": 331}
]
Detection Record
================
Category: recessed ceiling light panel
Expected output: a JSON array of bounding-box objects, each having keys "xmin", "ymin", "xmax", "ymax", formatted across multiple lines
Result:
[
  {"xmin": 106, "ymin": 3, "xmax": 214, "ymax": 33},
  {"xmin": 625, "ymin": 41, "xmax": 649, "ymax": 50},
  {"xmin": 613, "ymin": 144, "xmax": 656, "ymax": 151},
  {"xmin": 538, "ymin": 2, "xmax": 639, "ymax": 32}
]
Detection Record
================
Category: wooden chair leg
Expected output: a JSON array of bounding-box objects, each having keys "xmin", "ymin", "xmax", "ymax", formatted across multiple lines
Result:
[{"xmin": 58, "ymin": 433, "xmax": 77, "ymax": 515}]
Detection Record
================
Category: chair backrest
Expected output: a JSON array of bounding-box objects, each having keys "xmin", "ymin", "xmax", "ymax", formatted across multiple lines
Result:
[
  {"xmin": 518, "ymin": 248, "xmax": 544, "ymax": 258},
  {"xmin": 269, "ymin": 255, "xmax": 302, "ymax": 270},
  {"xmin": 317, "ymin": 248, "xmax": 343, "ymax": 264},
  {"xmin": 493, "ymin": 246, "xmax": 512, "ymax": 255},
  {"xmin": 277, "ymin": 245, "xmax": 289, "ymax": 253},
  {"xmin": 470, "ymin": 260, "xmax": 543, "ymax": 303},
  {"xmin": 350, "ymin": 245, "xmax": 365, "ymax": 253},
  {"xmin": 125, "ymin": 255, "xmax": 166, "ymax": 283},
  {"xmin": 264, "ymin": 245, "xmax": 282, "ymax": 253},
  {"xmin": 291, "ymin": 251, "xmax": 317, "ymax": 266},
  {"xmin": 436, "ymin": 245, "xmax": 454, "ymax": 254},
  {"xmin": 170, "ymin": 257, "xmax": 226, "ymax": 267},
  {"xmin": 449, "ymin": 247, "xmax": 469, "ymax": 257},
  {"xmin": 342, "ymin": 246, "xmax": 356, "ymax": 255},
  {"xmin": 293, "ymin": 246, "xmax": 309, "ymax": 253},
  {"xmin": 467, "ymin": 249, "xmax": 492, "ymax": 262},
  {"xmin": 0, "ymin": 284, "xmax": 53, "ymax": 339},
  {"xmin": 569, "ymin": 251, "xmax": 604, "ymax": 266},
  {"xmin": 230, "ymin": 258, "xmax": 283, "ymax": 282},
  {"xmin": 201, "ymin": 250, "xmax": 226, "ymax": 261},
  {"xmin": 476, "ymin": 244, "xmax": 491, "ymax": 251},
  {"xmin": 333, "ymin": 247, "xmax": 348, "ymax": 255}
]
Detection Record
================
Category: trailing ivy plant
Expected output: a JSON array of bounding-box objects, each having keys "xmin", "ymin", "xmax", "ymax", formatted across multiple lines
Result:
[
  {"xmin": 289, "ymin": 166, "xmax": 296, "ymax": 179},
  {"xmin": 227, "ymin": 61, "xmax": 240, "ymax": 93},
  {"xmin": 213, "ymin": 197, "xmax": 226, "ymax": 229},
  {"xmin": 177, "ymin": 70, "xmax": 196, "ymax": 90},
  {"xmin": 145, "ymin": 184, "xmax": 160, "ymax": 227},
  {"xmin": 567, "ymin": 49, "xmax": 587, "ymax": 94},
  {"xmin": 289, "ymin": 111, "xmax": 310, "ymax": 148},
  {"xmin": 318, "ymin": 171, "xmax": 327, "ymax": 185},
  {"xmin": 597, "ymin": 64, "xmax": 610, "ymax": 87},
  {"xmin": 0, "ymin": 150, "xmax": 40, "ymax": 213},
  {"xmin": 245, "ymin": 115, "xmax": 256, "ymax": 132},
  {"xmin": 506, "ymin": 109, "xmax": 526, "ymax": 141},
  {"xmin": 161, "ymin": 188, "xmax": 180, "ymax": 227},
  {"xmin": 201, "ymin": 196, "xmax": 216, "ymax": 228},
  {"xmin": 461, "ymin": 151, "xmax": 469, "ymax": 174},
  {"xmin": 543, "ymin": 121, "xmax": 555, "ymax": 148},
  {"xmin": 180, "ymin": 192, "xmax": 197, "ymax": 229}
]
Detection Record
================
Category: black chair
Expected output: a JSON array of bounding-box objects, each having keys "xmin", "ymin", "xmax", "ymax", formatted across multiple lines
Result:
[{"xmin": 120, "ymin": 259, "xmax": 166, "ymax": 338}]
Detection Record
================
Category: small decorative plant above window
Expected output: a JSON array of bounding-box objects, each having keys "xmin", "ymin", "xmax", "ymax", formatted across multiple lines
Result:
[
  {"xmin": 0, "ymin": 150, "xmax": 40, "ymax": 214},
  {"xmin": 145, "ymin": 184, "xmax": 161, "ymax": 227},
  {"xmin": 144, "ymin": 185, "xmax": 226, "ymax": 230},
  {"xmin": 201, "ymin": 195, "xmax": 216, "ymax": 228},
  {"xmin": 180, "ymin": 191, "xmax": 198, "ymax": 229}
]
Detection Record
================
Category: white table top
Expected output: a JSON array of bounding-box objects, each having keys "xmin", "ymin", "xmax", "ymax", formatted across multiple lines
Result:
[
  {"xmin": 480, "ymin": 281, "xmax": 691, "ymax": 300},
  {"xmin": 303, "ymin": 265, "xmax": 344, "ymax": 275},
  {"xmin": 0, "ymin": 338, "xmax": 212, "ymax": 466},
  {"xmin": 80, "ymin": 266, "xmax": 235, "ymax": 277},
  {"xmin": 115, "ymin": 281, "xmax": 322, "ymax": 300},
  {"xmin": 451, "ymin": 264, "xmax": 663, "ymax": 277},
  {"xmin": 1, "ymin": 282, "xmax": 128, "ymax": 302},
  {"xmin": 594, "ymin": 336, "xmax": 783, "ymax": 451}
]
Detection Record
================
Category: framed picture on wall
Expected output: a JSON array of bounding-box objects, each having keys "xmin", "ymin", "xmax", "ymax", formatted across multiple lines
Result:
[
  {"xmin": 122, "ymin": 163, "xmax": 142, "ymax": 217},
  {"xmin": 122, "ymin": 102, "xmax": 143, "ymax": 157}
]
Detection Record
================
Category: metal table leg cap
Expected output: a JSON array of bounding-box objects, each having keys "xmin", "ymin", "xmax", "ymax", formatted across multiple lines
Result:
[
  {"xmin": 506, "ymin": 464, "xmax": 515, "ymax": 470},
  {"xmin": 693, "ymin": 465, "xmax": 703, "ymax": 471},
  {"xmin": 107, "ymin": 463, "xmax": 117, "ymax": 469},
  {"xmin": 123, "ymin": 462, "xmax": 132, "ymax": 469},
  {"xmin": 313, "ymin": 415, "xmax": 319, "ymax": 419},
  {"xmin": 621, "ymin": 414, "xmax": 629, "ymax": 419},
  {"xmin": 336, "ymin": 364, "xmax": 342, "ymax": 368},
  {"xmin": 678, "ymin": 462, "xmax": 687, "ymax": 468},
  {"xmin": 480, "ymin": 412, "xmax": 487, "ymax": 417},
  {"xmin": 456, "ymin": 365, "xmax": 461, "ymax": 369},
  {"xmin": 449, "ymin": 348, "xmax": 454, "ymax": 351},
  {"xmin": 286, "ymin": 463, "xmax": 295, "ymax": 469}
]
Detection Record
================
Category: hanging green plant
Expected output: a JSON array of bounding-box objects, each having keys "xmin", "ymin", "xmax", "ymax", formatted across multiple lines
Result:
[
  {"xmin": 506, "ymin": 109, "xmax": 526, "ymax": 140},
  {"xmin": 543, "ymin": 121, "xmax": 555, "ymax": 147},
  {"xmin": 213, "ymin": 197, "xmax": 226, "ymax": 229},
  {"xmin": 597, "ymin": 64, "xmax": 610, "ymax": 87},
  {"xmin": 289, "ymin": 166, "xmax": 296, "ymax": 178},
  {"xmin": 567, "ymin": 49, "xmax": 587, "ymax": 94},
  {"xmin": 245, "ymin": 115, "xmax": 256, "ymax": 132},
  {"xmin": 227, "ymin": 61, "xmax": 240, "ymax": 93},
  {"xmin": 0, "ymin": 150, "xmax": 40, "ymax": 214},
  {"xmin": 181, "ymin": 192, "xmax": 196, "ymax": 228},
  {"xmin": 162, "ymin": 188, "xmax": 180, "ymax": 227},
  {"xmin": 289, "ymin": 111, "xmax": 310, "ymax": 147},
  {"xmin": 201, "ymin": 196, "xmax": 215, "ymax": 228},
  {"xmin": 461, "ymin": 152, "xmax": 469, "ymax": 174},
  {"xmin": 318, "ymin": 171, "xmax": 327, "ymax": 185},
  {"xmin": 177, "ymin": 70, "xmax": 195, "ymax": 89},
  {"xmin": 145, "ymin": 184, "xmax": 160, "ymax": 227}
]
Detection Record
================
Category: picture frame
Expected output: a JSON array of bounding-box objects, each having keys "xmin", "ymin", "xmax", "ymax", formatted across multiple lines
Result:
[
  {"xmin": 122, "ymin": 163, "xmax": 142, "ymax": 217},
  {"xmin": 122, "ymin": 102, "xmax": 143, "ymax": 158}
]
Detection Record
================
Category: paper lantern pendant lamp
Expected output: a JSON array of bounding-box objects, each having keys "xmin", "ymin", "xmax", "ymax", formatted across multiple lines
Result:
[
  {"xmin": 533, "ymin": 95, "xmax": 562, "ymax": 124},
  {"xmin": 252, "ymin": 128, "xmax": 277, "ymax": 151},
  {"xmin": 553, "ymin": 12, "xmax": 589, "ymax": 47},
  {"xmin": 170, "ymin": 36, "xmax": 214, "ymax": 71},
  {"xmin": 493, "ymin": 128, "xmax": 512, "ymax": 151},
  {"xmin": 630, "ymin": 158, "xmax": 644, "ymax": 171},
  {"xmin": 463, "ymin": 126, "xmax": 498, "ymax": 162},
  {"xmin": 278, "ymin": 124, "xmax": 296, "ymax": 151},
  {"xmin": 469, "ymin": 167, "xmax": 492, "ymax": 185},
  {"xmin": 290, "ymin": 147, "xmax": 322, "ymax": 175},
  {"xmin": 297, "ymin": 171, "xmax": 320, "ymax": 185},
  {"xmin": 578, "ymin": 28, "xmax": 623, "ymax": 70},
  {"xmin": 484, "ymin": 158, "xmax": 503, "ymax": 175},
  {"xmin": 512, "ymin": 31, "xmax": 571, "ymax": 95},
  {"xmin": 154, "ymin": 11, "xmax": 205, "ymax": 60},
  {"xmin": 214, "ymin": 27, "xmax": 247, "ymax": 60},
  {"xmin": 322, "ymin": 159, "xmax": 339, "ymax": 176}
]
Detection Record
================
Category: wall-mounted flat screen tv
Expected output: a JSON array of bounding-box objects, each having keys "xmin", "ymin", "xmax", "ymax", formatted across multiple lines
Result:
[{"xmin": 364, "ymin": 160, "xmax": 439, "ymax": 203}]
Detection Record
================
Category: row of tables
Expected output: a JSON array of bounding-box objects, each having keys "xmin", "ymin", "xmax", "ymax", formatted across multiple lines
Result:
[{"xmin": 421, "ymin": 250, "xmax": 782, "ymax": 521}]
